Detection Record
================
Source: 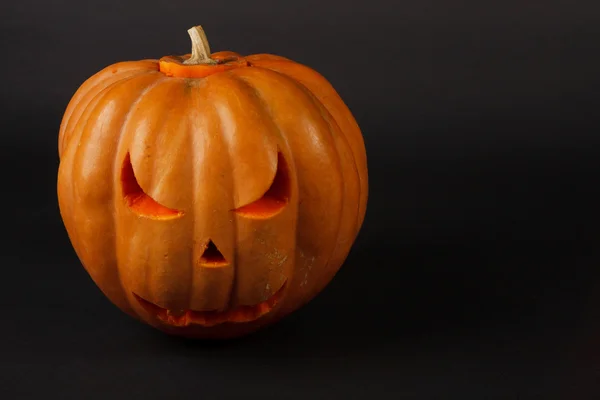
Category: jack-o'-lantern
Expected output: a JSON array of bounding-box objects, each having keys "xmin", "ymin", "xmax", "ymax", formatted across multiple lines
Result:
[{"xmin": 57, "ymin": 26, "xmax": 368, "ymax": 339}]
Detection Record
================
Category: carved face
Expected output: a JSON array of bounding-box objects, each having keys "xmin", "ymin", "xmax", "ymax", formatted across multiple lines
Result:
[
  {"xmin": 57, "ymin": 52, "xmax": 367, "ymax": 339},
  {"xmin": 117, "ymin": 148, "xmax": 295, "ymax": 335}
]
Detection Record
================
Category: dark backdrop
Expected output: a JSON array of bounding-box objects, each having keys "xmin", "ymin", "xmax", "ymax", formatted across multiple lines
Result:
[{"xmin": 2, "ymin": 0, "xmax": 600, "ymax": 398}]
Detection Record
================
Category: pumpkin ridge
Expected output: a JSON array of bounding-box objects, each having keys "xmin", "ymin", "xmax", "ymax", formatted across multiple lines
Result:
[
  {"xmin": 207, "ymin": 72, "xmax": 295, "ymax": 308},
  {"xmin": 111, "ymin": 76, "xmax": 170, "ymax": 302},
  {"xmin": 208, "ymin": 73, "xmax": 279, "ymax": 208},
  {"xmin": 242, "ymin": 65, "xmax": 362, "ymax": 237},
  {"xmin": 225, "ymin": 71, "xmax": 301, "ymax": 307},
  {"xmin": 264, "ymin": 71, "xmax": 349, "ymax": 286},
  {"xmin": 187, "ymin": 101, "xmax": 199, "ymax": 311},
  {"xmin": 187, "ymin": 82, "xmax": 237, "ymax": 311},
  {"xmin": 301, "ymin": 92, "xmax": 362, "ymax": 272},
  {"xmin": 60, "ymin": 65, "xmax": 158, "ymax": 156},
  {"xmin": 224, "ymin": 72, "xmax": 294, "ymax": 219},
  {"xmin": 290, "ymin": 80, "xmax": 362, "ymax": 240},
  {"xmin": 61, "ymin": 73, "xmax": 163, "ymax": 319},
  {"xmin": 240, "ymin": 59, "xmax": 368, "ymax": 232},
  {"xmin": 129, "ymin": 80, "xmax": 183, "ymax": 208},
  {"xmin": 216, "ymin": 105, "xmax": 238, "ymax": 311},
  {"xmin": 61, "ymin": 70, "xmax": 158, "ymax": 156},
  {"xmin": 132, "ymin": 84, "xmax": 199, "ymax": 310},
  {"xmin": 230, "ymin": 66, "xmax": 344, "ymax": 302},
  {"xmin": 71, "ymin": 73, "xmax": 153, "ymax": 211},
  {"xmin": 75, "ymin": 73, "xmax": 165, "ymax": 167}
]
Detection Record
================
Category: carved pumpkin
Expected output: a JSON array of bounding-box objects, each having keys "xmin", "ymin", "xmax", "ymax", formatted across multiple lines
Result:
[{"xmin": 57, "ymin": 26, "xmax": 368, "ymax": 339}]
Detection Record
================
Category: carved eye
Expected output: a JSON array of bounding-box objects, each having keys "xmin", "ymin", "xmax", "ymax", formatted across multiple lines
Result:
[
  {"xmin": 233, "ymin": 152, "xmax": 290, "ymax": 219},
  {"xmin": 121, "ymin": 153, "xmax": 184, "ymax": 220}
]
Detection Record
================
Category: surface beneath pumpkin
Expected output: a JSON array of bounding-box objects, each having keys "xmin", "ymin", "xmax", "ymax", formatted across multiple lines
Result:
[{"xmin": 133, "ymin": 281, "xmax": 286, "ymax": 327}]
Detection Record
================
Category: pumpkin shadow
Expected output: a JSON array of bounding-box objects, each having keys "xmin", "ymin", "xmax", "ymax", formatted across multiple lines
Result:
[{"xmin": 154, "ymin": 234, "xmax": 587, "ymax": 360}]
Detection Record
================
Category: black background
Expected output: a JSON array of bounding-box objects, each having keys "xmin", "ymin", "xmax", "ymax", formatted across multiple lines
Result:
[{"xmin": 2, "ymin": 0, "xmax": 600, "ymax": 398}]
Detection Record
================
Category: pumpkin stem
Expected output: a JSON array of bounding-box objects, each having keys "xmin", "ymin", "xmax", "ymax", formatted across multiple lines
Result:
[{"xmin": 183, "ymin": 25, "xmax": 217, "ymax": 65}]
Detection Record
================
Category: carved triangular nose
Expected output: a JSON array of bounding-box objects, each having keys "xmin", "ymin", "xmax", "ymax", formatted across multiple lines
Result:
[{"xmin": 199, "ymin": 240, "xmax": 228, "ymax": 267}]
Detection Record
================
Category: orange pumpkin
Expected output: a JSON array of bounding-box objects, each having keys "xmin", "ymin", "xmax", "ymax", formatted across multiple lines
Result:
[{"xmin": 57, "ymin": 26, "xmax": 368, "ymax": 339}]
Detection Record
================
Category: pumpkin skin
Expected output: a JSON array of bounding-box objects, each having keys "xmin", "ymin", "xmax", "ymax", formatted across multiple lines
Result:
[{"xmin": 57, "ymin": 31, "xmax": 368, "ymax": 339}]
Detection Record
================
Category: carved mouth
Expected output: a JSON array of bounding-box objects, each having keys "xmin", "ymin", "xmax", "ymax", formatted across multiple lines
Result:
[{"xmin": 133, "ymin": 281, "xmax": 286, "ymax": 327}]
